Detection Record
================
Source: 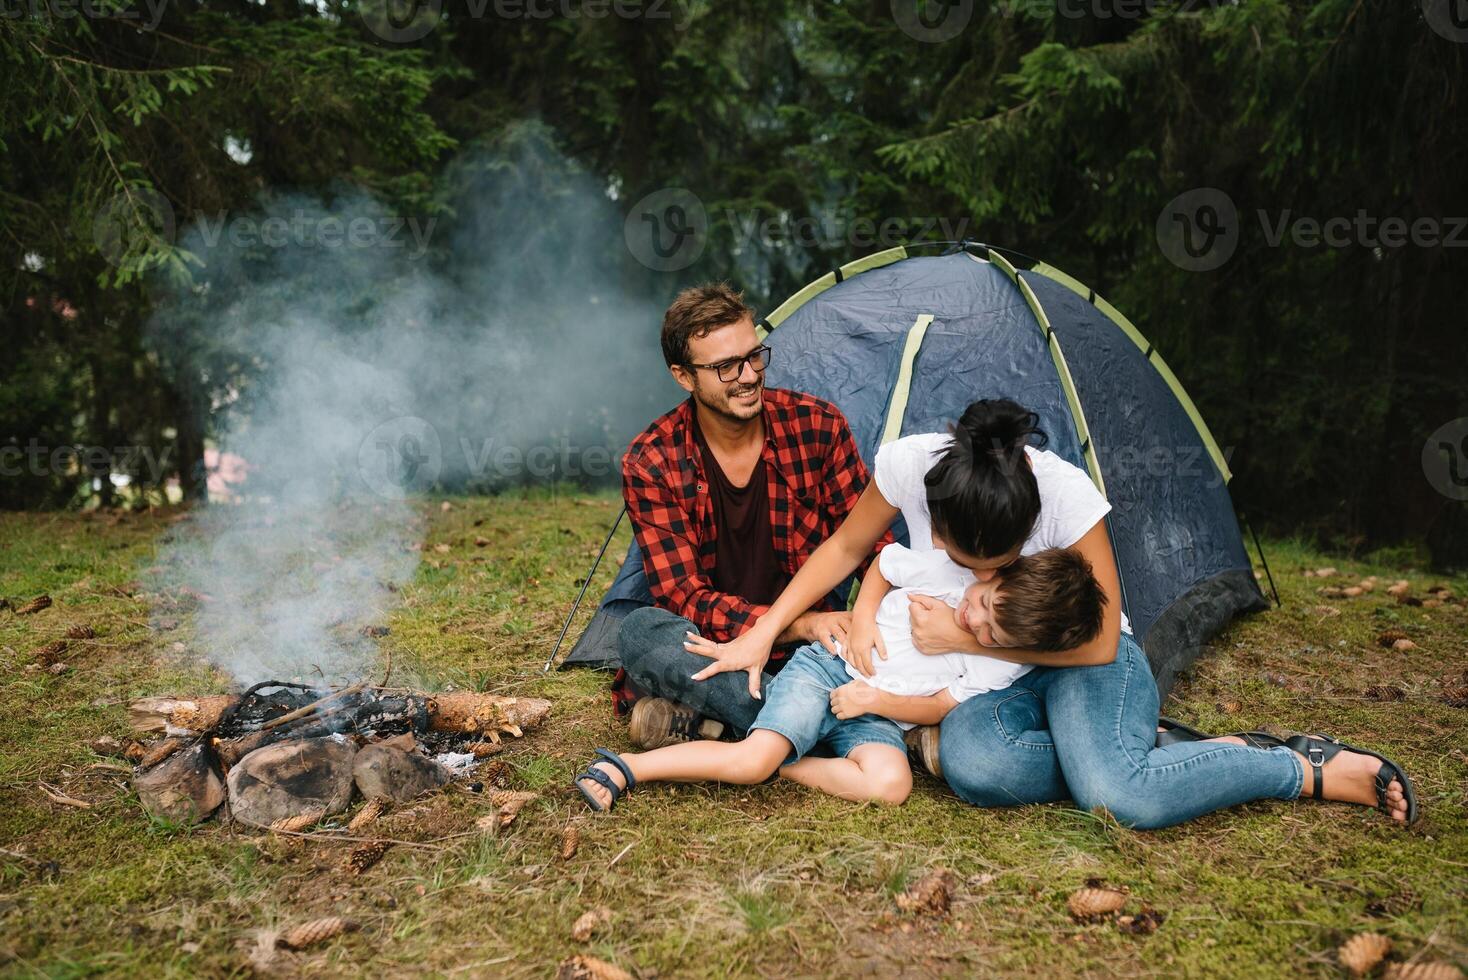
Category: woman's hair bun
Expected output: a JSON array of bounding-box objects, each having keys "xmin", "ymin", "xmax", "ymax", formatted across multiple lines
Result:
[
  {"xmin": 953, "ymin": 399, "xmax": 1048, "ymax": 458},
  {"xmin": 924, "ymin": 399, "xmax": 1048, "ymax": 559}
]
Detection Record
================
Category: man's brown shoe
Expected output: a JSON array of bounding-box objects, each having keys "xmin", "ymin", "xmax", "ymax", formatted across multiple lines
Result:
[
  {"xmin": 905, "ymin": 725, "xmax": 943, "ymax": 780},
  {"xmin": 628, "ymin": 698, "xmax": 725, "ymax": 750}
]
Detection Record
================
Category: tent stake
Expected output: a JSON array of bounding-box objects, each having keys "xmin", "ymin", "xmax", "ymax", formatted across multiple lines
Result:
[
  {"xmin": 543, "ymin": 505, "xmax": 627, "ymax": 672},
  {"xmin": 1242, "ymin": 514, "xmax": 1281, "ymax": 607}
]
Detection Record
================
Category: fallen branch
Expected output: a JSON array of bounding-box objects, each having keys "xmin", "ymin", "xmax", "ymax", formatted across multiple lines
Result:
[{"xmin": 38, "ymin": 782, "xmax": 91, "ymax": 809}]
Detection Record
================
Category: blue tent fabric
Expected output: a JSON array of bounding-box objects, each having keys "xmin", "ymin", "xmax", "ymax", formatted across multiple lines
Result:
[{"xmin": 563, "ymin": 249, "xmax": 1264, "ymax": 697}]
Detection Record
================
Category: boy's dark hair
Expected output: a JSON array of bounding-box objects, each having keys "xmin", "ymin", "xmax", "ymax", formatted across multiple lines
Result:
[
  {"xmin": 991, "ymin": 547, "xmax": 1107, "ymax": 652},
  {"xmin": 924, "ymin": 399, "xmax": 1047, "ymax": 559},
  {"xmin": 660, "ymin": 282, "xmax": 754, "ymax": 368}
]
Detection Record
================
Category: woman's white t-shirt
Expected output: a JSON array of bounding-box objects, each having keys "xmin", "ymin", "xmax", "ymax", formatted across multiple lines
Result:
[{"xmin": 873, "ymin": 432, "xmax": 1131, "ymax": 635}]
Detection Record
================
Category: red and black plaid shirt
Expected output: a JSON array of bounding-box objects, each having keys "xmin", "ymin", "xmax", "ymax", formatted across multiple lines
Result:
[{"xmin": 622, "ymin": 388, "xmax": 890, "ymax": 649}]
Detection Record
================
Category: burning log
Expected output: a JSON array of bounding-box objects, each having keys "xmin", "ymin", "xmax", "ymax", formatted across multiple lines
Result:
[
  {"xmin": 122, "ymin": 686, "xmax": 552, "ymax": 827},
  {"xmin": 129, "ymin": 690, "xmax": 550, "ymax": 739}
]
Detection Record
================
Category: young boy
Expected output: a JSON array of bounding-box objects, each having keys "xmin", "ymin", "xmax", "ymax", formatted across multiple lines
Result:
[{"xmin": 574, "ymin": 545, "xmax": 1107, "ymax": 810}]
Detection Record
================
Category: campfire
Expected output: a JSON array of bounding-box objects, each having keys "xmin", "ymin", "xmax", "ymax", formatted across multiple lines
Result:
[{"xmin": 115, "ymin": 682, "xmax": 551, "ymax": 828}]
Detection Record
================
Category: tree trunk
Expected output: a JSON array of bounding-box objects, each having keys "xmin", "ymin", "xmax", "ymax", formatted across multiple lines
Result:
[{"xmin": 170, "ymin": 381, "xmax": 208, "ymax": 504}]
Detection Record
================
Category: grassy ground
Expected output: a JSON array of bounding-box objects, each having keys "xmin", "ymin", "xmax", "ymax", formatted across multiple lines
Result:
[{"xmin": 1, "ymin": 490, "xmax": 1465, "ymax": 978}]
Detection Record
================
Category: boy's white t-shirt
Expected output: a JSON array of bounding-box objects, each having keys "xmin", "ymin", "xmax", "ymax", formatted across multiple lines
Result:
[
  {"xmin": 841, "ymin": 544, "xmax": 1032, "ymax": 729},
  {"xmin": 873, "ymin": 432, "xmax": 1131, "ymax": 635}
]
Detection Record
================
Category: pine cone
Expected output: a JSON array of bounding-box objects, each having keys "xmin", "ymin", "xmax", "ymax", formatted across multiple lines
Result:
[
  {"xmin": 1363, "ymin": 685, "xmax": 1407, "ymax": 702},
  {"xmin": 14, "ymin": 595, "xmax": 52, "ymax": 616},
  {"xmin": 555, "ymin": 954, "xmax": 634, "ymax": 980},
  {"xmin": 1366, "ymin": 888, "xmax": 1420, "ymax": 918},
  {"xmin": 560, "ymin": 824, "xmax": 581, "ymax": 860},
  {"xmin": 1442, "ymin": 686, "xmax": 1468, "ymax": 710},
  {"xmin": 268, "ymin": 808, "xmax": 327, "ymax": 834},
  {"xmin": 896, "ymin": 868, "xmax": 956, "ymax": 916},
  {"xmin": 478, "ymin": 759, "xmax": 509, "ymax": 786},
  {"xmin": 468, "ymin": 740, "xmax": 505, "ymax": 759},
  {"xmin": 487, "ymin": 789, "xmax": 538, "ymax": 807},
  {"xmin": 1385, "ymin": 964, "xmax": 1465, "ymax": 980},
  {"xmin": 1393, "ymin": 639, "xmax": 1418, "ymax": 652},
  {"xmin": 571, "ymin": 906, "xmax": 612, "ymax": 942},
  {"xmin": 31, "ymin": 641, "xmax": 67, "ymax": 666},
  {"xmin": 64, "ymin": 625, "xmax": 95, "ymax": 640},
  {"xmin": 1338, "ymin": 933, "xmax": 1392, "ymax": 975},
  {"xmin": 279, "ymin": 916, "xmax": 357, "ymax": 950},
  {"xmin": 490, "ymin": 793, "xmax": 536, "ymax": 830},
  {"xmin": 1068, "ymin": 884, "xmax": 1128, "ymax": 921},
  {"xmin": 1377, "ymin": 629, "xmax": 1409, "ymax": 648},
  {"xmin": 347, "ymin": 840, "xmax": 391, "ymax": 875},
  {"xmin": 347, "ymin": 797, "xmax": 387, "ymax": 832}
]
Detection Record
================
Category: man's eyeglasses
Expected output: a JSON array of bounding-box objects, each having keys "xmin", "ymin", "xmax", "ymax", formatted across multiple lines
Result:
[{"xmin": 685, "ymin": 345, "xmax": 773, "ymax": 383}]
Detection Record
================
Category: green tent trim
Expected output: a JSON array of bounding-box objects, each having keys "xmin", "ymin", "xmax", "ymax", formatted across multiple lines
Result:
[
  {"xmin": 756, "ymin": 245, "xmax": 911, "ymax": 338},
  {"xmin": 1029, "ymin": 261, "xmax": 1233, "ymax": 485},
  {"xmin": 987, "ymin": 249, "xmax": 1107, "ymax": 499}
]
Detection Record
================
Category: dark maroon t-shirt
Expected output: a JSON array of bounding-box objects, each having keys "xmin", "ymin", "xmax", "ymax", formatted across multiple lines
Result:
[{"xmin": 691, "ymin": 417, "xmax": 790, "ymax": 606}]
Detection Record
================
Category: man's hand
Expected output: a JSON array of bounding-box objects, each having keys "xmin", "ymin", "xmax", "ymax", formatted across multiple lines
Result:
[
  {"xmin": 908, "ymin": 594, "xmax": 980, "ymax": 655},
  {"xmin": 842, "ymin": 612, "xmax": 887, "ymax": 678},
  {"xmin": 829, "ymin": 680, "xmax": 883, "ymax": 720},
  {"xmin": 789, "ymin": 610, "xmax": 851, "ymax": 656},
  {"xmin": 684, "ymin": 629, "xmax": 774, "ymax": 699}
]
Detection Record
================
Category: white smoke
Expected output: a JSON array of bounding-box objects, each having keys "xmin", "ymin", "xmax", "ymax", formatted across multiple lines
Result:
[{"xmin": 145, "ymin": 123, "xmax": 680, "ymax": 683}]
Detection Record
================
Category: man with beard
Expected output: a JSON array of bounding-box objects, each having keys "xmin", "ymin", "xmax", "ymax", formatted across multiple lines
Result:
[{"xmin": 616, "ymin": 282, "xmax": 890, "ymax": 749}]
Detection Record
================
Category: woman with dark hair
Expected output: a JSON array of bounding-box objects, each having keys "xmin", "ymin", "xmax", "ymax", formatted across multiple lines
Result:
[{"xmin": 683, "ymin": 399, "xmax": 1415, "ymax": 829}]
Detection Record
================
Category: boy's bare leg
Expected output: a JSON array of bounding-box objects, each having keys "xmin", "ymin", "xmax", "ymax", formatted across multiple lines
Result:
[
  {"xmin": 779, "ymin": 744, "xmax": 912, "ymax": 805},
  {"xmin": 578, "ymin": 730, "xmax": 793, "ymax": 808}
]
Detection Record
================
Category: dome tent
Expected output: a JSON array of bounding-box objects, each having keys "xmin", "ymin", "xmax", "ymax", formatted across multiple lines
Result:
[{"xmin": 555, "ymin": 243, "xmax": 1270, "ymax": 697}]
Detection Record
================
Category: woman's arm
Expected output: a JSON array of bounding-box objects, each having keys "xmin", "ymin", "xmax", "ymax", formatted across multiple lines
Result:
[
  {"xmin": 829, "ymin": 682, "xmax": 959, "ymax": 727},
  {"xmin": 686, "ymin": 484, "xmax": 899, "ymax": 696},
  {"xmin": 908, "ymin": 520, "xmax": 1124, "ymax": 668}
]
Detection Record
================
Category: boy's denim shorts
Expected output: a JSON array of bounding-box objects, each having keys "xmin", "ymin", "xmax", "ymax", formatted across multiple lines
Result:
[{"xmin": 749, "ymin": 643, "xmax": 908, "ymax": 766}]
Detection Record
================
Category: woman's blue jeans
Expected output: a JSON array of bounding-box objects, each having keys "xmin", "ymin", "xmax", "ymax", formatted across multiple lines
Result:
[{"xmin": 938, "ymin": 633, "xmax": 1304, "ymax": 829}]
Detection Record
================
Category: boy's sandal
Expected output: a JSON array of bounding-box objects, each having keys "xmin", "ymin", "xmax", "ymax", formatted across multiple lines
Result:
[
  {"xmin": 573, "ymin": 748, "xmax": 637, "ymax": 813},
  {"xmin": 1283, "ymin": 733, "xmax": 1419, "ymax": 825}
]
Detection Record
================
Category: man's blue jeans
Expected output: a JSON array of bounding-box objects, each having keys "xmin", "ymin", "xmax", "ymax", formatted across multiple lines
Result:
[
  {"xmin": 938, "ymin": 632, "xmax": 1304, "ymax": 829},
  {"xmin": 618, "ymin": 606, "xmax": 775, "ymax": 737}
]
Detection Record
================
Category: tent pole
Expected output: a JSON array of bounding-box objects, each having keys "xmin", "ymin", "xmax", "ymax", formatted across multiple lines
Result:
[
  {"xmin": 1241, "ymin": 513, "xmax": 1281, "ymax": 607},
  {"xmin": 543, "ymin": 505, "xmax": 628, "ymax": 672}
]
